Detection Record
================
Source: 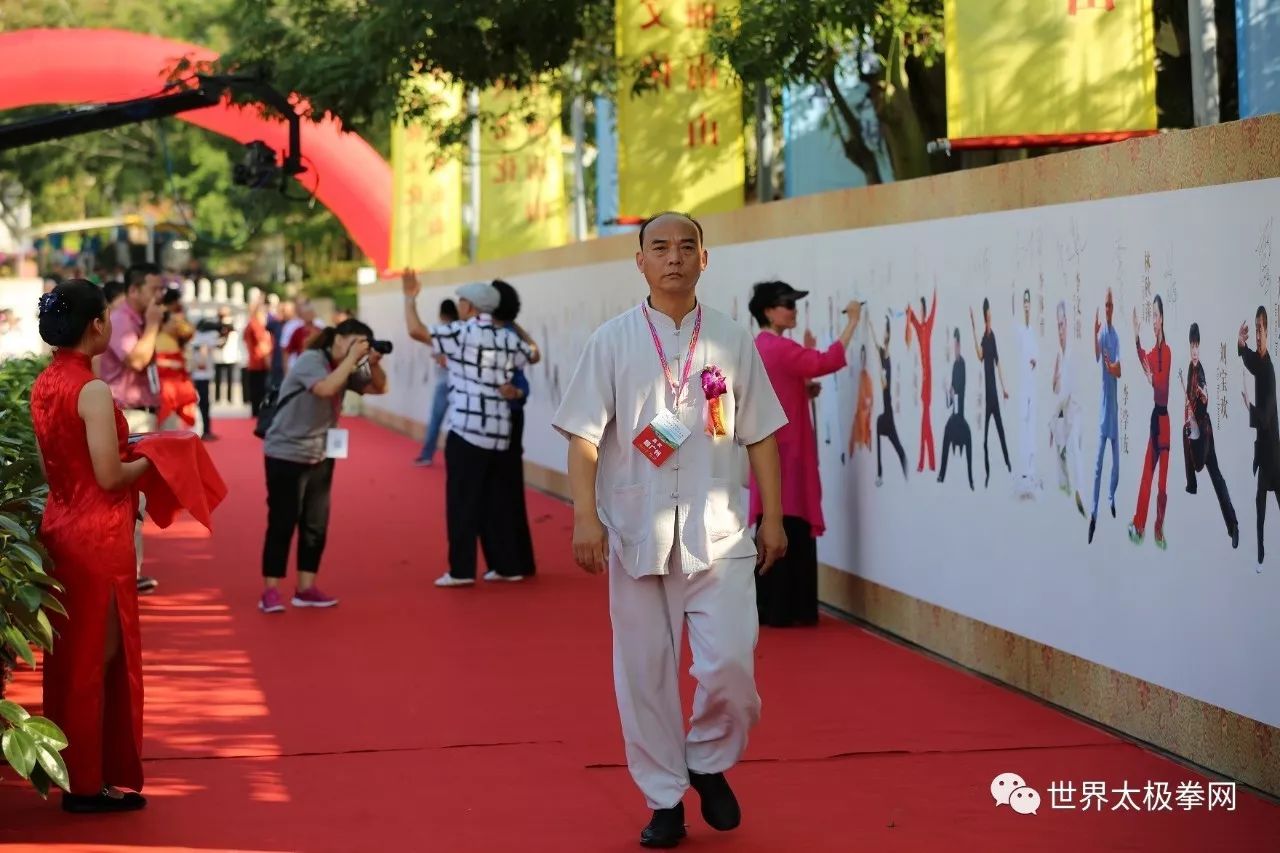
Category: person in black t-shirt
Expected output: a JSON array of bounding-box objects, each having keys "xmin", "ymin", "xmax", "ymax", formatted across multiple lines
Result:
[
  {"xmin": 971, "ymin": 298, "xmax": 1011, "ymax": 488},
  {"xmin": 938, "ymin": 327, "xmax": 973, "ymax": 489},
  {"xmin": 874, "ymin": 314, "xmax": 908, "ymax": 485}
]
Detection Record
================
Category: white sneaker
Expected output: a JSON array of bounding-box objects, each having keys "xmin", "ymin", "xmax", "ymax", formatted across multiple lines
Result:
[
  {"xmin": 434, "ymin": 573, "xmax": 475, "ymax": 587},
  {"xmin": 483, "ymin": 571, "xmax": 524, "ymax": 582}
]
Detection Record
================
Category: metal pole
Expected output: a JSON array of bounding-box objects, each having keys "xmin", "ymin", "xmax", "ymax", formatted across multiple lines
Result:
[
  {"xmin": 571, "ymin": 96, "xmax": 588, "ymax": 241},
  {"xmin": 1187, "ymin": 0, "xmax": 1220, "ymax": 126},
  {"xmin": 468, "ymin": 88, "xmax": 481, "ymax": 262},
  {"xmin": 754, "ymin": 84, "xmax": 774, "ymax": 203}
]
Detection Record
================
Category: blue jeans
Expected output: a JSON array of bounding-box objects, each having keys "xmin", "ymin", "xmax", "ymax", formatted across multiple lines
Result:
[
  {"xmin": 1092, "ymin": 416, "xmax": 1120, "ymax": 517},
  {"xmin": 418, "ymin": 381, "xmax": 450, "ymax": 461}
]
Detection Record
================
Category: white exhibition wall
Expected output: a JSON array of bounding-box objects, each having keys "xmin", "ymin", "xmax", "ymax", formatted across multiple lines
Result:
[
  {"xmin": 362, "ymin": 177, "xmax": 1280, "ymax": 728},
  {"xmin": 0, "ymin": 278, "xmax": 47, "ymax": 360}
]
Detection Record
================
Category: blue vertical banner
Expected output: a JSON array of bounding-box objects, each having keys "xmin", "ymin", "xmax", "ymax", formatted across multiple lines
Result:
[
  {"xmin": 1237, "ymin": 0, "xmax": 1280, "ymax": 118},
  {"xmin": 593, "ymin": 97, "xmax": 633, "ymax": 238},
  {"xmin": 781, "ymin": 57, "xmax": 893, "ymax": 198}
]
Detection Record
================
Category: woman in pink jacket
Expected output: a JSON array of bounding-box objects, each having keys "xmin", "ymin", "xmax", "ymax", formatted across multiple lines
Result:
[{"xmin": 747, "ymin": 281, "xmax": 862, "ymax": 626}]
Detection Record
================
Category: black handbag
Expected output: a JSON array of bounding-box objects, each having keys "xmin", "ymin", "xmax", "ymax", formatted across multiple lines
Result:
[{"xmin": 253, "ymin": 384, "xmax": 306, "ymax": 439}]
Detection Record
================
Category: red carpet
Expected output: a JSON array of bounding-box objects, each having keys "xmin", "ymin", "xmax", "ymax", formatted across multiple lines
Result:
[{"xmin": 1, "ymin": 418, "xmax": 1277, "ymax": 851}]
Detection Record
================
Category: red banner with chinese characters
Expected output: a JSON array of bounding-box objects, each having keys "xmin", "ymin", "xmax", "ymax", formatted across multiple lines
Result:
[{"xmin": 615, "ymin": 0, "xmax": 744, "ymax": 218}]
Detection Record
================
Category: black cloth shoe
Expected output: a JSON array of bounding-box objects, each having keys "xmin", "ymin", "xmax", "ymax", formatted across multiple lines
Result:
[
  {"xmin": 62, "ymin": 790, "xmax": 147, "ymax": 813},
  {"xmin": 689, "ymin": 771, "xmax": 741, "ymax": 831},
  {"xmin": 640, "ymin": 802, "xmax": 686, "ymax": 848}
]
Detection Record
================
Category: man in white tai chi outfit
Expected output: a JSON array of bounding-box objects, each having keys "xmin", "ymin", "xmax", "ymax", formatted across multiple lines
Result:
[
  {"xmin": 1016, "ymin": 287, "xmax": 1041, "ymax": 498},
  {"xmin": 553, "ymin": 212, "xmax": 788, "ymax": 848},
  {"xmin": 1050, "ymin": 300, "xmax": 1087, "ymax": 518}
]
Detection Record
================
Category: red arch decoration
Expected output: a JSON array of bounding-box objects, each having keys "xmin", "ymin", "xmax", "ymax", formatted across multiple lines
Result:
[{"xmin": 0, "ymin": 28, "xmax": 391, "ymax": 271}]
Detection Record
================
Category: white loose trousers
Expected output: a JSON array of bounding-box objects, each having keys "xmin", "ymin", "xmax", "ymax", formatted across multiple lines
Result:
[{"xmin": 608, "ymin": 543, "xmax": 760, "ymax": 810}]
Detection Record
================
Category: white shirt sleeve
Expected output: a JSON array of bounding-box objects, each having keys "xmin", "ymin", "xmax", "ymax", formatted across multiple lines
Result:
[
  {"xmin": 552, "ymin": 328, "xmax": 615, "ymax": 447},
  {"xmin": 731, "ymin": 329, "xmax": 788, "ymax": 446}
]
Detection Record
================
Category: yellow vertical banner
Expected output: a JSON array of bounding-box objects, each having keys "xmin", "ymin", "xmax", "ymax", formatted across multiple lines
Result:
[
  {"xmin": 389, "ymin": 77, "xmax": 465, "ymax": 271},
  {"xmin": 476, "ymin": 84, "xmax": 570, "ymax": 262},
  {"xmin": 615, "ymin": 0, "xmax": 744, "ymax": 218},
  {"xmin": 944, "ymin": 0, "xmax": 1157, "ymax": 147}
]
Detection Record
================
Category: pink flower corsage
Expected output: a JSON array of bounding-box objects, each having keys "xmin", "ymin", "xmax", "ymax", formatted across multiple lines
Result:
[{"xmin": 701, "ymin": 365, "xmax": 728, "ymax": 437}]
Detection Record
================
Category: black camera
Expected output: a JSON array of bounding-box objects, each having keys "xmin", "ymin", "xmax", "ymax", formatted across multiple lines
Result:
[{"xmin": 370, "ymin": 339, "xmax": 393, "ymax": 355}]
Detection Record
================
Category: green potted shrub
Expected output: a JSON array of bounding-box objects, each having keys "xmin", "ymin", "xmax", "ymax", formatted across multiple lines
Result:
[{"xmin": 0, "ymin": 354, "xmax": 71, "ymax": 796}]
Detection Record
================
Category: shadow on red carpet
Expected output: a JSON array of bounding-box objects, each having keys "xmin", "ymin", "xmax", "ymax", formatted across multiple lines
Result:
[{"xmin": 1, "ymin": 418, "xmax": 1276, "ymax": 851}]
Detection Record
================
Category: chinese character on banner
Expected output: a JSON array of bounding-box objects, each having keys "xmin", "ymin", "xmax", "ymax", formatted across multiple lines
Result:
[
  {"xmin": 493, "ymin": 156, "xmax": 518, "ymax": 184},
  {"xmin": 640, "ymin": 0, "xmax": 667, "ymax": 28},
  {"xmin": 687, "ymin": 53, "xmax": 719, "ymax": 91},
  {"xmin": 1218, "ymin": 344, "xmax": 1229, "ymax": 431},
  {"xmin": 686, "ymin": 1, "xmax": 715, "ymax": 28},
  {"xmin": 646, "ymin": 52, "xmax": 674, "ymax": 90},
  {"xmin": 1048, "ymin": 781, "xmax": 1077, "ymax": 809},
  {"xmin": 1081, "ymin": 781, "xmax": 1108, "ymax": 812},
  {"xmin": 1111, "ymin": 781, "xmax": 1141, "ymax": 811},
  {"xmin": 1122, "ymin": 385, "xmax": 1130, "ymax": 454},
  {"xmin": 1143, "ymin": 781, "xmax": 1174, "ymax": 812},
  {"xmin": 1175, "ymin": 781, "xmax": 1206, "ymax": 810},
  {"xmin": 1142, "ymin": 252, "xmax": 1153, "ymax": 324},
  {"xmin": 1207, "ymin": 782, "xmax": 1236, "ymax": 811},
  {"xmin": 687, "ymin": 113, "xmax": 720, "ymax": 147},
  {"xmin": 1068, "ymin": 0, "xmax": 1116, "ymax": 13}
]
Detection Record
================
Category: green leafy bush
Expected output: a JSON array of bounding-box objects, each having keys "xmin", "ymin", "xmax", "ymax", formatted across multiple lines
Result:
[{"xmin": 0, "ymin": 355, "xmax": 71, "ymax": 796}]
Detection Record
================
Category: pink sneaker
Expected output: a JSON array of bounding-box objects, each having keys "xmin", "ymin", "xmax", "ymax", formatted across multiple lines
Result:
[
  {"xmin": 291, "ymin": 586, "xmax": 339, "ymax": 608},
  {"xmin": 258, "ymin": 588, "xmax": 285, "ymax": 614}
]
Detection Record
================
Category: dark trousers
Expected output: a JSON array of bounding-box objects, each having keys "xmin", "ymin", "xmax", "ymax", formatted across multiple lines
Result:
[
  {"xmin": 876, "ymin": 412, "xmax": 907, "ymax": 479},
  {"xmin": 983, "ymin": 402, "xmax": 1011, "ymax": 485},
  {"xmin": 497, "ymin": 409, "xmax": 537, "ymax": 576},
  {"xmin": 245, "ymin": 370, "xmax": 269, "ymax": 416},
  {"xmin": 1184, "ymin": 431, "xmax": 1237, "ymax": 535},
  {"xmin": 1255, "ymin": 478, "xmax": 1280, "ymax": 564},
  {"xmin": 214, "ymin": 364, "xmax": 236, "ymax": 403},
  {"xmin": 445, "ymin": 432, "xmax": 529, "ymax": 579},
  {"xmin": 939, "ymin": 415, "xmax": 974, "ymax": 489},
  {"xmin": 754, "ymin": 515, "xmax": 818, "ymax": 627},
  {"xmin": 194, "ymin": 379, "xmax": 213, "ymax": 437},
  {"xmin": 262, "ymin": 457, "xmax": 335, "ymax": 578}
]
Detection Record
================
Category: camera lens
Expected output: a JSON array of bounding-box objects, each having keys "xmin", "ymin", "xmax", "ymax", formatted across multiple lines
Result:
[{"xmin": 371, "ymin": 339, "xmax": 393, "ymax": 355}]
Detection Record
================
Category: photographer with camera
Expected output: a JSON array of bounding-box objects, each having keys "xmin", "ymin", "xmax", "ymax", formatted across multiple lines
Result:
[{"xmin": 258, "ymin": 318, "xmax": 389, "ymax": 613}]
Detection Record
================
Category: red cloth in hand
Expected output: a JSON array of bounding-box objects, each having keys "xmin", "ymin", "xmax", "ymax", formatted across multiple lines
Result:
[{"xmin": 129, "ymin": 432, "xmax": 228, "ymax": 530}]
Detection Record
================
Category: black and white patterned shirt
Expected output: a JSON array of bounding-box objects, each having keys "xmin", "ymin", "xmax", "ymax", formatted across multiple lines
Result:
[{"xmin": 430, "ymin": 316, "xmax": 534, "ymax": 451}]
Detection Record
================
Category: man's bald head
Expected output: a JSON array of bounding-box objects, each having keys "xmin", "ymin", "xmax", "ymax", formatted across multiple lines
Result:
[{"xmin": 638, "ymin": 211, "xmax": 704, "ymax": 250}]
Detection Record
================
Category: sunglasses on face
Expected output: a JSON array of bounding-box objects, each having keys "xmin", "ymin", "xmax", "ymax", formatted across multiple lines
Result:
[{"xmin": 776, "ymin": 299, "xmax": 797, "ymax": 310}]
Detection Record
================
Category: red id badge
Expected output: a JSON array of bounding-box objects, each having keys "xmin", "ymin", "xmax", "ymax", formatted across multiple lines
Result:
[
  {"xmin": 632, "ymin": 408, "xmax": 691, "ymax": 467},
  {"xmin": 633, "ymin": 424, "xmax": 677, "ymax": 466}
]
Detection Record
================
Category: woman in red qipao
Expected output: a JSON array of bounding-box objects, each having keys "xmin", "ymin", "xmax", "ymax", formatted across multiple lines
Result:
[{"xmin": 29, "ymin": 280, "xmax": 152, "ymax": 813}]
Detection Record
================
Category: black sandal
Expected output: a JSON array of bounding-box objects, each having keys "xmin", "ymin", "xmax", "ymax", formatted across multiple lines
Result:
[{"xmin": 61, "ymin": 789, "xmax": 147, "ymax": 813}]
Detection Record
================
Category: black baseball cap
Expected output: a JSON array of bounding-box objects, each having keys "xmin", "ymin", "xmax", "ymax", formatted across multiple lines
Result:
[{"xmin": 748, "ymin": 280, "xmax": 809, "ymax": 325}]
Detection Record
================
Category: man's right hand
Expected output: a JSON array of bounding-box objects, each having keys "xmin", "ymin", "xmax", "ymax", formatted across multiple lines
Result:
[
  {"xmin": 402, "ymin": 269, "xmax": 421, "ymax": 298},
  {"xmin": 572, "ymin": 514, "xmax": 608, "ymax": 574},
  {"xmin": 145, "ymin": 301, "xmax": 165, "ymax": 328}
]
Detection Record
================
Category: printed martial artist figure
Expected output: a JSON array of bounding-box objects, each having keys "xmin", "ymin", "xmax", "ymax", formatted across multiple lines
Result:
[{"xmin": 553, "ymin": 212, "xmax": 788, "ymax": 849}]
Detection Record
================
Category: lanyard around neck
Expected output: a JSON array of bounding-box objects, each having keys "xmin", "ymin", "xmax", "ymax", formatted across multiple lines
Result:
[{"xmin": 641, "ymin": 302, "xmax": 702, "ymax": 403}]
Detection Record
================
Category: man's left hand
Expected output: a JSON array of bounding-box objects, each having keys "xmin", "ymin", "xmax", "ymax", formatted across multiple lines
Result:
[
  {"xmin": 807, "ymin": 381, "xmax": 822, "ymax": 399},
  {"xmin": 755, "ymin": 518, "xmax": 787, "ymax": 574}
]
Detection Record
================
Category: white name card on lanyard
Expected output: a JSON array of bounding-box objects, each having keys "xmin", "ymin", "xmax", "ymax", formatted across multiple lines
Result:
[{"xmin": 325, "ymin": 428, "xmax": 350, "ymax": 459}]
